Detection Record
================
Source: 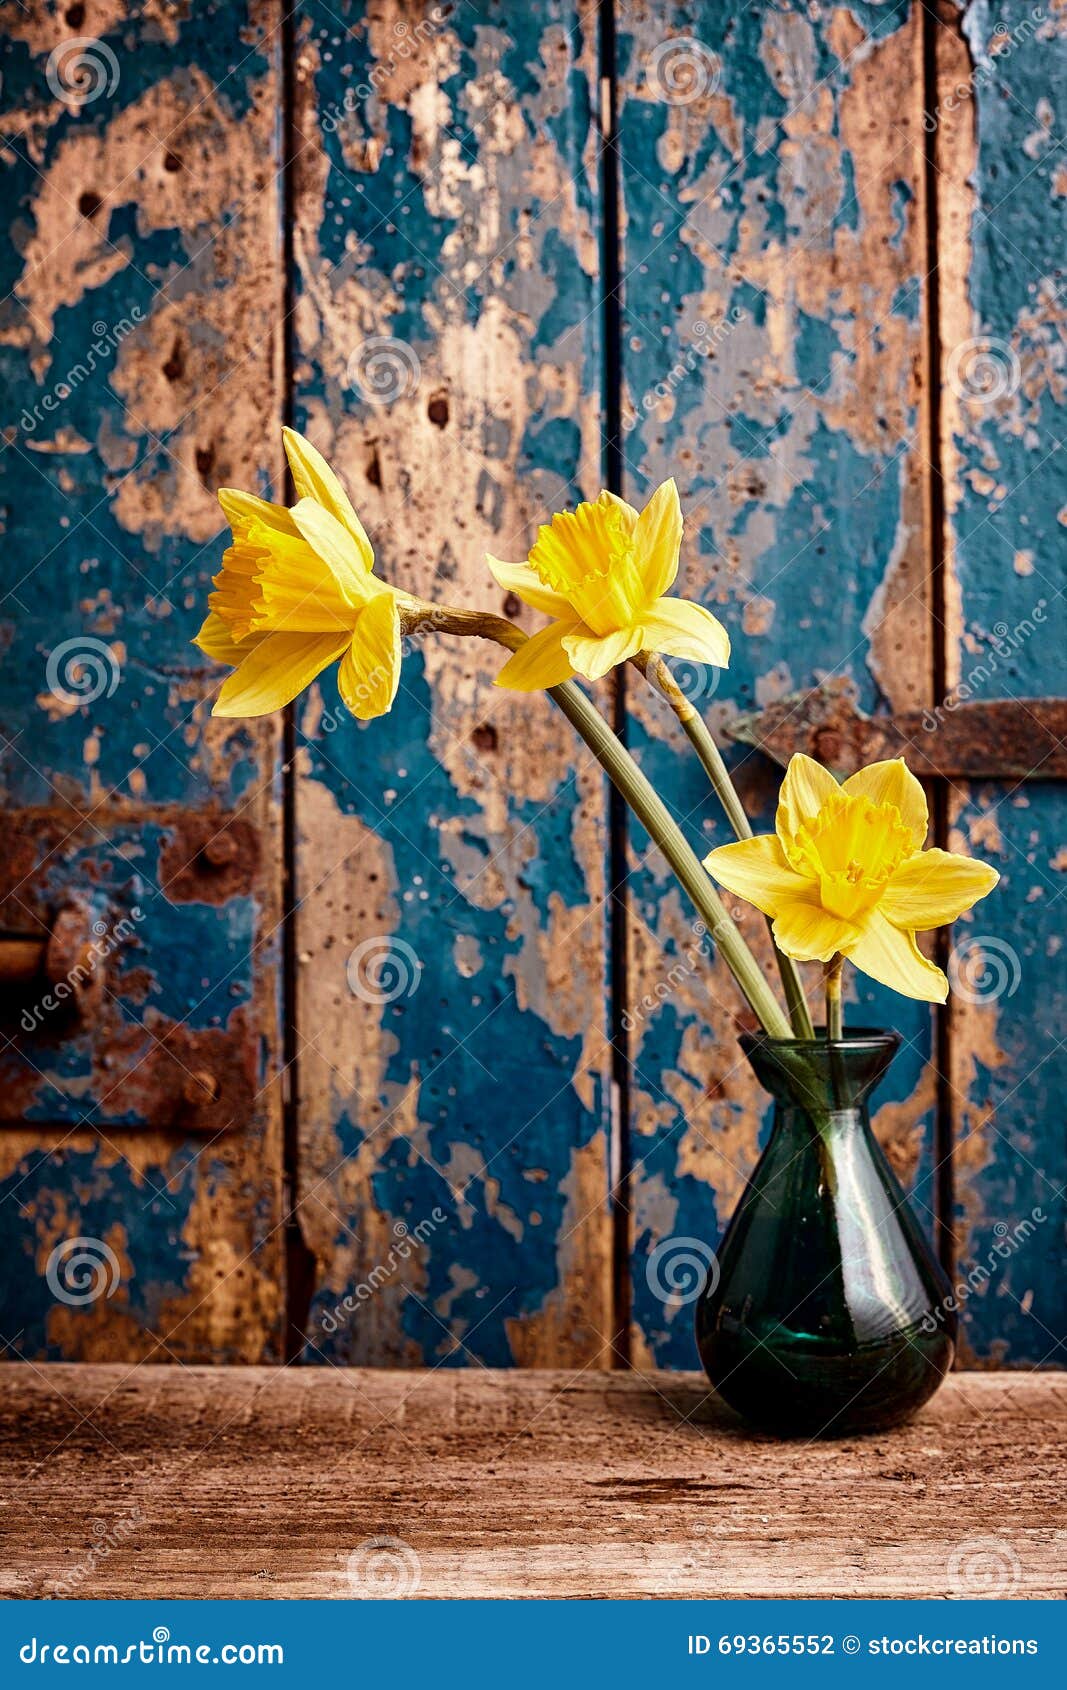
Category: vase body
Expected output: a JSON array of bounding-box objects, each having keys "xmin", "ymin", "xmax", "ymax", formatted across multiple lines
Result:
[{"xmin": 695, "ymin": 1030, "xmax": 955, "ymax": 1437}]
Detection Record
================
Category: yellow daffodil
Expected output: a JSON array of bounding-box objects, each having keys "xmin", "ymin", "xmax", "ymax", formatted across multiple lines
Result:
[
  {"xmin": 703, "ymin": 754, "xmax": 999, "ymax": 1003},
  {"xmin": 487, "ymin": 480, "xmax": 730, "ymax": 689},
  {"xmin": 195, "ymin": 428, "xmax": 406, "ymax": 719}
]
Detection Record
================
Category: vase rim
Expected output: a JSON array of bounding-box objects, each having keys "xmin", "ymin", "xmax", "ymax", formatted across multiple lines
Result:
[{"xmin": 740, "ymin": 1026, "xmax": 901, "ymax": 1056}]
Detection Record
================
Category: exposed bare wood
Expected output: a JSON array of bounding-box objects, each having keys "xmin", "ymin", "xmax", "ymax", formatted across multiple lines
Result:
[{"xmin": 0, "ymin": 1365, "xmax": 1062, "ymax": 1599}]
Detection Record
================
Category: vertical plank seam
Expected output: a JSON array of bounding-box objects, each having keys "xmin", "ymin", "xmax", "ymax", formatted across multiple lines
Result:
[
  {"xmin": 280, "ymin": 0, "xmax": 315, "ymax": 1359},
  {"xmin": 599, "ymin": 0, "xmax": 631, "ymax": 1366},
  {"xmin": 921, "ymin": 0, "xmax": 956, "ymax": 1282}
]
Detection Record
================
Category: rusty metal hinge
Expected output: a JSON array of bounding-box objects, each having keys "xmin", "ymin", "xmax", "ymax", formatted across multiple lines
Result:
[
  {"xmin": 729, "ymin": 680, "xmax": 1067, "ymax": 781},
  {"xmin": 0, "ymin": 806, "xmax": 266, "ymax": 1136}
]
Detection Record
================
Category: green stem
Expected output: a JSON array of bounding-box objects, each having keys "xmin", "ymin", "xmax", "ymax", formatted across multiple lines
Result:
[
  {"xmin": 824, "ymin": 954, "xmax": 844, "ymax": 1042},
  {"xmin": 635, "ymin": 651, "xmax": 815, "ymax": 1041},
  {"xmin": 403, "ymin": 603, "xmax": 793, "ymax": 1038}
]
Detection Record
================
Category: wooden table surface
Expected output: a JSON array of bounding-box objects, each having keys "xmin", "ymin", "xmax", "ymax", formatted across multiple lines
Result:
[{"xmin": 0, "ymin": 1366, "xmax": 1063, "ymax": 1600}]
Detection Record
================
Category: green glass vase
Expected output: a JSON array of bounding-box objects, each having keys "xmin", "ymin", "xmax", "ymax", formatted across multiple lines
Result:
[{"xmin": 695, "ymin": 1029, "xmax": 955, "ymax": 1437}]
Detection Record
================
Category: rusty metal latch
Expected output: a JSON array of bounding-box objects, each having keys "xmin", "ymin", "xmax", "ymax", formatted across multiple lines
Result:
[{"xmin": 0, "ymin": 902, "xmax": 101, "ymax": 1018}]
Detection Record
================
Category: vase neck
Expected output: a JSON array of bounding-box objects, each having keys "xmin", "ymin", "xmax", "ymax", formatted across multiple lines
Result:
[{"xmin": 741, "ymin": 1029, "xmax": 900, "ymax": 1116}]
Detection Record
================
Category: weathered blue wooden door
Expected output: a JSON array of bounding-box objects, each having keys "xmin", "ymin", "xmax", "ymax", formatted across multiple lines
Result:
[{"xmin": 1, "ymin": 0, "xmax": 1063, "ymax": 1369}]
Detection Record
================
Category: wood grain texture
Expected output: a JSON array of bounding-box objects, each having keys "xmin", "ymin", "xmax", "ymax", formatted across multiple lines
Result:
[
  {"xmin": 615, "ymin": 1, "xmax": 940, "ymax": 1367},
  {"xmin": 0, "ymin": 1363, "xmax": 1063, "ymax": 1598},
  {"xmin": 932, "ymin": 0, "xmax": 1067, "ymax": 1364},
  {"xmin": 0, "ymin": 1, "xmax": 286, "ymax": 1361},
  {"xmin": 289, "ymin": 0, "xmax": 614, "ymax": 1366}
]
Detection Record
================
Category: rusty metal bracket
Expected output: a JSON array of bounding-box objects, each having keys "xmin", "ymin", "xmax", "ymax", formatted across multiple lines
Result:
[{"xmin": 728, "ymin": 680, "xmax": 1067, "ymax": 781}]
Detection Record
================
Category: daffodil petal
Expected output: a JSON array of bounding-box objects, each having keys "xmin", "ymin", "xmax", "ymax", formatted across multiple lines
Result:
[
  {"xmin": 703, "ymin": 834, "xmax": 810, "ymax": 918},
  {"xmin": 290, "ymin": 499, "xmax": 377, "ymax": 606},
  {"xmin": 880, "ymin": 848, "xmax": 1000, "ymax": 930},
  {"xmin": 213, "ymin": 631, "xmax": 349, "ymax": 718},
  {"xmin": 282, "ymin": 427, "xmax": 375, "ymax": 565},
  {"xmin": 562, "ymin": 624, "xmax": 644, "ymax": 681},
  {"xmin": 494, "ymin": 623, "xmax": 579, "ymax": 691},
  {"xmin": 776, "ymin": 753, "xmax": 840, "ymax": 850},
  {"xmin": 597, "ymin": 489, "xmax": 640, "ymax": 531},
  {"xmin": 771, "ymin": 898, "xmax": 857, "ymax": 963},
  {"xmin": 845, "ymin": 911, "xmax": 948, "ymax": 1002},
  {"xmin": 486, "ymin": 555, "xmax": 574, "ymax": 618},
  {"xmin": 634, "ymin": 478, "xmax": 682, "ymax": 600},
  {"xmin": 195, "ymin": 611, "xmax": 256, "ymax": 667},
  {"xmin": 218, "ymin": 488, "xmax": 297, "ymax": 538},
  {"xmin": 641, "ymin": 597, "xmax": 730, "ymax": 669},
  {"xmin": 842, "ymin": 758, "xmax": 928, "ymax": 850},
  {"xmin": 338, "ymin": 593, "xmax": 402, "ymax": 720}
]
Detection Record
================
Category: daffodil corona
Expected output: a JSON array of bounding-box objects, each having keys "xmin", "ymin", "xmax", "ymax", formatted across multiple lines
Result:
[
  {"xmin": 196, "ymin": 428, "xmax": 407, "ymax": 719},
  {"xmin": 487, "ymin": 481, "xmax": 730, "ymax": 689},
  {"xmin": 703, "ymin": 754, "xmax": 1000, "ymax": 1003}
]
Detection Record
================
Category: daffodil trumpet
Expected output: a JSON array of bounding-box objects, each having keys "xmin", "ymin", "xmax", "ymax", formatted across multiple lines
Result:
[
  {"xmin": 486, "ymin": 479, "xmax": 731, "ymax": 690},
  {"xmin": 704, "ymin": 752, "xmax": 1000, "ymax": 1020},
  {"xmin": 194, "ymin": 426, "xmax": 411, "ymax": 721}
]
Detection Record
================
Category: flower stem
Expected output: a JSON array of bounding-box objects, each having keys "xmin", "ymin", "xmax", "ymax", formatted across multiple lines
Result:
[
  {"xmin": 634, "ymin": 650, "xmax": 815, "ymax": 1041},
  {"xmin": 824, "ymin": 954, "xmax": 845, "ymax": 1042},
  {"xmin": 402, "ymin": 603, "xmax": 793, "ymax": 1038}
]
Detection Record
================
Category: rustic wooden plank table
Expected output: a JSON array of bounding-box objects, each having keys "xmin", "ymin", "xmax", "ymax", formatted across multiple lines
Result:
[{"xmin": 0, "ymin": 1367, "xmax": 1062, "ymax": 1600}]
